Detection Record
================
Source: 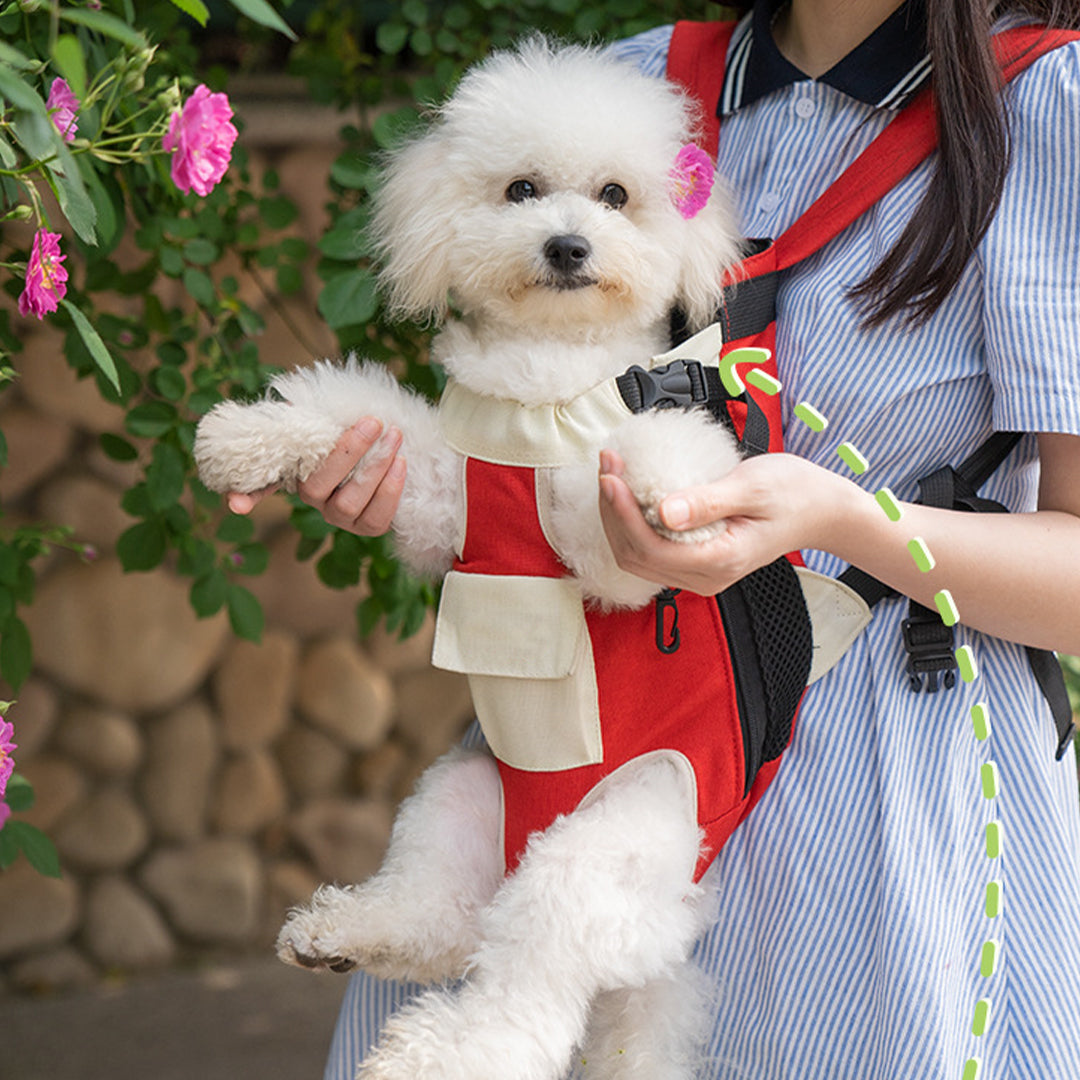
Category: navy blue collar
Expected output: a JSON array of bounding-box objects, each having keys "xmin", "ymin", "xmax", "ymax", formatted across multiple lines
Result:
[{"xmin": 720, "ymin": 0, "xmax": 930, "ymax": 115}]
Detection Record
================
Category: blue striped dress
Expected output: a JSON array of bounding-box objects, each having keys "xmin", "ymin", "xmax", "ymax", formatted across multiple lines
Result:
[{"xmin": 324, "ymin": 14, "xmax": 1080, "ymax": 1079}]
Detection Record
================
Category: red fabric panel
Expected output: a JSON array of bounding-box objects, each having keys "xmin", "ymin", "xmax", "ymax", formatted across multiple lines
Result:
[
  {"xmin": 498, "ymin": 593, "xmax": 756, "ymax": 882},
  {"xmin": 454, "ymin": 459, "xmax": 566, "ymax": 579}
]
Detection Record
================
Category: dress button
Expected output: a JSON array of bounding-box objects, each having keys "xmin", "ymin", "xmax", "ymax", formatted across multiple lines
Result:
[
  {"xmin": 795, "ymin": 97, "xmax": 816, "ymax": 119},
  {"xmin": 759, "ymin": 192, "xmax": 779, "ymax": 213}
]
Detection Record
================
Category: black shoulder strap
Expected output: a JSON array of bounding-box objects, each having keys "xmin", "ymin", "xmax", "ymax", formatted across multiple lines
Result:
[{"xmin": 840, "ymin": 432, "xmax": 1075, "ymax": 759}]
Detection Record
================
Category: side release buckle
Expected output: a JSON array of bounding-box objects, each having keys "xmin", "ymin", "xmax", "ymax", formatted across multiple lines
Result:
[
  {"xmin": 619, "ymin": 359, "xmax": 708, "ymax": 413},
  {"xmin": 901, "ymin": 613, "xmax": 957, "ymax": 693}
]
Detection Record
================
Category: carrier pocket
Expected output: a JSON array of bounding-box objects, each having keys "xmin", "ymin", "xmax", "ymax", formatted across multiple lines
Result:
[
  {"xmin": 432, "ymin": 571, "xmax": 602, "ymax": 771},
  {"xmin": 716, "ymin": 557, "xmax": 813, "ymax": 796}
]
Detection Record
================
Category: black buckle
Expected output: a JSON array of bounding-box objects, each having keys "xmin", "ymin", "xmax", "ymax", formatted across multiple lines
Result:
[
  {"xmin": 901, "ymin": 614, "xmax": 957, "ymax": 693},
  {"xmin": 621, "ymin": 359, "xmax": 707, "ymax": 412}
]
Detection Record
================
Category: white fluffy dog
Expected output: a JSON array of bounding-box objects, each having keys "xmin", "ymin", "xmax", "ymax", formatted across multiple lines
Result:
[{"xmin": 195, "ymin": 39, "xmax": 750, "ymax": 1080}]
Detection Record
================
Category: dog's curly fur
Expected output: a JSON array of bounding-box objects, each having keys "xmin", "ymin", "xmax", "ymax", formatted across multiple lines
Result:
[{"xmin": 195, "ymin": 38, "xmax": 747, "ymax": 1080}]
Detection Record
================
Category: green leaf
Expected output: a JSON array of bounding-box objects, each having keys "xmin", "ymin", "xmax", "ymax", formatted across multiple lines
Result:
[
  {"xmin": 317, "ymin": 268, "xmax": 378, "ymax": 329},
  {"xmin": 177, "ymin": 536, "xmax": 217, "ymax": 577},
  {"xmin": 225, "ymin": 0, "xmax": 297, "ymax": 41},
  {"xmin": 150, "ymin": 365, "xmax": 187, "ymax": 401},
  {"xmin": 125, "ymin": 401, "xmax": 178, "ymax": 438},
  {"xmin": 329, "ymin": 150, "xmax": 376, "ymax": 191},
  {"xmin": 159, "ymin": 246, "xmax": 184, "ymax": 277},
  {"xmin": 371, "ymin": 107, "xmax": 421, "ymax": 150},
  {"xmin": 168, "ymin": 0, "xmax": 211, "ymax": 27},
  {"xmin": 60, "ymin": 301, "xmax": 120, "ymax": 393},
  {"xmin": 183, "ymin": 267, "xmax": 216, "ymax": 307},
  {"xmin": 156, "ymin": 342, "xmax": 188, "ymax": 367},
  {"xmin": 295, "ymin": 534, "xmax": 324, "ymax": 561},
  {"xmin": 0, "ymin": 63, "xmax": 48, "ymax": 118},
  {"xmin": 0, "ymin": 824, "xmax": 19, "ymax": 870},
  {"xmin": 356, "ymin": 595, "xmax": 381, "ymax": 636},
  {"xmin": 117, "ymin": 520, "xmax": 167, "ymax": 572},
  {"xmin": 3, "ymin": 821, "xmax": 61, "ymax": 877},
  {"xmin": 47, "ymin": 151, "xmax": 98, "ymax": 247},
  {"xmin": 183, "ymin": 238, "xmax": 219, "ymax": 266},
  {"xmin": 50, "ymin": 35, "xmax": 88, "ymax": 101},
  {"xmin": 276, "ymin": 263, "xmax": 304, "ymax": 295},
  {"xmin": 402, "ymin": 0, "xmax": 428, "ymax": 25},
  {"xmin": 376, "ymin": 22, "xmax": 410, "ymax": 55},
  {"xmin": 216, "ymin": 514, "xmax": 255, "ymax": 544},
  {"xmin": 318, "ymin": 207, "xmax": 371, "ymax": 260},
  {"xmin": 0, "ymin": 44, "xmax": 36, "ymax": 73},
  {"xmin": 399, "ymin": 597, "xmax": 428, "ymax": 639},
  {"xmin": 4, "ymin": 775, "xmax": 34, "ymax": 813},
  {"xmin": 259, "ymin": 194, "xmax": 298, "ymax": 230},
  {"xmin": 145, "ymin": 443, "xmax": 186, "ymax": 512},
  {"xmin": 58, "ymin": 9, "xmax": 147, "ymax": 50},
  {"xmin": 190, "ymin": 568, "xmax": 228, "ymax": 616},
  {"xmin": 317, "ymin": 530, "xmax": 364, "ymax": 589},
  {"xmin": 0, "ymin": 129, "xmax": 15, "ymax": 169},
  {"xmin": 0, "ymin": 546, "xmax": 21, "ymax": 589},
  {"xmin": 99, "ymin": 433, "xmax": 138, "ymax": 462},
  {"xmin": 226, "ymin": 583, "xmax": 264, "ymax": 641},
  {"xmin": 410, "ymin": 29, "xmax": 433, "ymax": 56},
  {"xmin": 80, "ymin": 163, "xmax": 126, "ymax": 253},
  {"xmin": 232, "ymin": 542, "xmax": 269, "ymax": 575},
  {"xmin": 0, "ymin": 617, "xmax": 31, "ymax": 691}
]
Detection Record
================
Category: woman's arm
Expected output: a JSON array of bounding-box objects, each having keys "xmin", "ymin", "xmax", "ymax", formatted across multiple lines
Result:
[{"xmin": 598, "ymin": 431, "xmax": 1080, "ymax": 655}]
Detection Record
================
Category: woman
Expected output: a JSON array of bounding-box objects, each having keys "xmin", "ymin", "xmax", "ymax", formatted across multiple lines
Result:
[{"xmin": 235, "ymin": 0, "xmax": 1080, "ymax": 1074}]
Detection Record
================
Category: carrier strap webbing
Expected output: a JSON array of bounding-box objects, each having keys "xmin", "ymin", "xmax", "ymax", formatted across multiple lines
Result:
[
  {"xmin": 668, "ymin": 23, "xmax": 1080, "ymax": 271},
  {"xmin": 838, "ymin": 430, "xmax": 1076, "ymax": 758}
]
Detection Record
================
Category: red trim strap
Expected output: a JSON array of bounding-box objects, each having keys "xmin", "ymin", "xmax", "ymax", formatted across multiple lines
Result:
[{"xmin": 666, "ymin": 21, "xmax": 1080, "ymax": 269}]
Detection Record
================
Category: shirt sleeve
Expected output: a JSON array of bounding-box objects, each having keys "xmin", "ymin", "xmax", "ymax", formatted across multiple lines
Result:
[
  {"xmin": 603, "ymin": 23, "xmax": 673, "ymax": 78},
  {"xmin": 981, "ymin": 39, "xmax": 1080, "ymax": 436}
]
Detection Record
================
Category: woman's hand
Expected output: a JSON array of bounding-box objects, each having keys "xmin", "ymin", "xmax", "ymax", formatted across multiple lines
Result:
[
  {"xmin": 227, "ymin": 417, "xmax": 406, "ymax": 536},
  {"xmin": 598, "ymin": 448, "xmax": 856, "ymax": 595}
]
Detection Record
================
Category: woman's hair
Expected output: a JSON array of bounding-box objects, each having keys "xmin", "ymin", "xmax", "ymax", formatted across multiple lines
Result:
[{"xmin": 850, "ymin": 0, "xmax": 1080, "ymax": 325}]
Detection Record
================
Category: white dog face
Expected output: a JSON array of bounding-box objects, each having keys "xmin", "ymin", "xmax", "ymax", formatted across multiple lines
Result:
[{"xmin": 370, "ymin": 39, "xmax": 741, "ymax": 345}]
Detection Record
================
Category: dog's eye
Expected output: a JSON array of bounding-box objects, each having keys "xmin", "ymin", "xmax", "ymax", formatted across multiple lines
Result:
[
  {"xmin": 598, "ymin": 183, "xmax": 628, "ymax": 210},
  {"xmin": 506, "ymin": 179, "xmax": 539, "ymax": 203}
]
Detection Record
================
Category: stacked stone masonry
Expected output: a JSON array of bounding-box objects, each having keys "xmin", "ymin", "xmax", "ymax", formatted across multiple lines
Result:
[{"xmin": 0, "ymin": 92, "xmax": 475, "ymax": 994}]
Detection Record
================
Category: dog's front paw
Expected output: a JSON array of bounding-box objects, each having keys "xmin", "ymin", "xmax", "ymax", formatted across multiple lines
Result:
[
  {"xmin": 609, "ymin": 409, "xmax": 742, "ymax": 544},
  {"xmin": 194, "ymin": 398, "xmax": 344, "ymax": 495}
]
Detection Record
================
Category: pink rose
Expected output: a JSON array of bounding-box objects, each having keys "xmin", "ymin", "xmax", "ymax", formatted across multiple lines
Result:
[
  {"xmin": 46, "ymin": 78, "xmax": 79, "ymax": 144},
  {"xmin": 669, "ymin": 143, "xmax": 716, "ymax": 220},
  {"xmin": 0, "ymin": 719, "xmax": 16, "ymax": 799},
  {"xmin": 18, "ymin": 230, "xmax": 68, "ymax": 320},
  {"xmin": 163, "ymin": 84, "xmax": 238, "ymax": 197}
]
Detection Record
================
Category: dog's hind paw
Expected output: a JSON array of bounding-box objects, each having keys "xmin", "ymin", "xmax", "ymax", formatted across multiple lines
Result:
[{"xmin": 276, "ymin": 899, "xmax": 363, "ymax": 974}]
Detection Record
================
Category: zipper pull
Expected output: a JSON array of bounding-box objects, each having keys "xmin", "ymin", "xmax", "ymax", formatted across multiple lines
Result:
[{"xmin": 655, "ymin": 588, "xmax": 682, "ymax": 654}]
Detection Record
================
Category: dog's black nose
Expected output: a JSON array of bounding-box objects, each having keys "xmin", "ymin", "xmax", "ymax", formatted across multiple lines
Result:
[{"xmin": 543, "ymin": 234, "xmax": 591, "ymax": 274}]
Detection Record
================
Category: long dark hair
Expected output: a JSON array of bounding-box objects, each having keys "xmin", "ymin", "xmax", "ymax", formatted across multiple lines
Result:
[{"xmin": 851, "ymin": 0, "xmax": 1080, "ymax": 325}]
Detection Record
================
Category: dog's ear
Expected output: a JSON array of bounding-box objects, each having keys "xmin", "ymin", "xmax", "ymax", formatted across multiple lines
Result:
[
  {"xmin": 369, "ymin": 130, "xmax": 456, "ymax": 325},
  {"xmin": 674, "ymin": 178, "xmax": 743, "ymax": 332}
]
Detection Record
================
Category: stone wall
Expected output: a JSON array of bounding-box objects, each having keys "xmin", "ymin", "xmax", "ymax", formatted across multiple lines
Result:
[{"xmin": 0, "ymin": 88, "xmax": 475, "ymax": 993}]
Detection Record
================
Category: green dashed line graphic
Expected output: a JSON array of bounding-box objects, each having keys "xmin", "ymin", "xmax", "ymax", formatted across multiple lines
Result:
[{"xmin": 768, "ymin": 362, "xmax": 1000, "ymax": 1079}]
